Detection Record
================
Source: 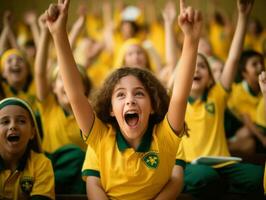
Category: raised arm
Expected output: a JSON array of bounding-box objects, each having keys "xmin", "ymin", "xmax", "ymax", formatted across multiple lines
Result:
[
  {"xmin": 45, "ymin": 0, "xmax": 94, "ymax": 135},
  {"xmin": 34, "ymin": 13, "xmax": 51, "ymax": 101},
  {"xmin": 163, "ymin": 1, "xmax": 178, "ymax": 72},
  {"xmin": 0, "ymin": 11, "xmax": 11, "ymax": 55},
  {"xmin": 220, "ymin": 0, "xmax": 254, "ymax": 90},
  {"xmin": 68, "ymin": 9, "xmax": 86, "ymax": 49},
  {"xmin": 24, "ymin": 11, "xmax": 40, "ymax": 48},
  {"xmin": 168, "ymin": 0, "xmax": 202, "ymax": 133}
]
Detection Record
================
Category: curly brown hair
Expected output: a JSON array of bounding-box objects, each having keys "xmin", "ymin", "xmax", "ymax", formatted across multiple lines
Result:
[{"xmin": 92, "ymin": 67, "xmax": 169, "ymax": 128}]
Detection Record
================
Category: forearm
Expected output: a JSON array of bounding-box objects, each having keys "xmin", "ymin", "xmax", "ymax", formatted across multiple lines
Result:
[
  {"xmin": 0, "ymin": 27, "xmax": 9, "ymax": 55},
  {"xmin": 53, "ymin": 30, "xmax": 85, "ymax": 100},
  {"xmin": 86, "ymin": 177, "xmax": 109, "ymax": 200},
  {"xmin": 169, "ymin": 36, "xmax": 199, "ymax": 131},
  {"xmin": 154, "ymin": 165, "xmax": 184, "ymax": 200},
  {"xmin": 35, "ymin": 29, "xmax": 50, "ymax": 100},
  {"xmin": 68, "ymin": 15, "xmax": 84, "ymax": 49},
  {"xmin": 221, "ymin": 14, "xmax": 248, "ymax": 89},
  {"xmin": 164, "ymin": 21, "xmax": 177, "ymax": 70},
  {"xmin": 29, "ymin": 20, "xmax": 40, "ymax": 48}
]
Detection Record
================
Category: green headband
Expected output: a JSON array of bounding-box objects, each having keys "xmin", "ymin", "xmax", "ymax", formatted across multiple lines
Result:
[{"xmin": 0, "ymin": 97, "xmax": 42, "ymax": 153}]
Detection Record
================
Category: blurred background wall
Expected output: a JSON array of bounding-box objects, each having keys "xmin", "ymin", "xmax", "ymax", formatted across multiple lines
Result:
[{"xmin": 1, "ymin": 0, "xmax": 266, "ymax": 28}]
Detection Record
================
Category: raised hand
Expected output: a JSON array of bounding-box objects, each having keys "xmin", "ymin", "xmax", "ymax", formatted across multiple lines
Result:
[
  {"xmin": 45, "ymin": 0, "xmax": 69, "ymax": 34},
  {"xmin": 38, "ymin": 12, "xmax": 49, "ymax": 31},
  {"xmin": 3, "ymin": 11, "xmax": 12, "ymax": 27},
  {"xmin": 178, "ymin": 0, "xmax": 202, "ymax": 40},
  {"xmin": 162, "ymin": 1, "xmax": 176, "ymax": 25},
  {"xmin": 259, "ymin": 71, "xmax": 266, "ymax": 95},
  {"xmin": 237, "ymin": 0, "xmax": 254, "ymax": 17},
  {"xmin": 24, "ymin": 10, "xmax": 37, "ymax": 25}
]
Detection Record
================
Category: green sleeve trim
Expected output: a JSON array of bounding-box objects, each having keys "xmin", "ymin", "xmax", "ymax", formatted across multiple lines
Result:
[
  {"xmin": 175, "ymin": 159, "xmax": 186, "ymax": 169},
  {"xmin": 31, "ymin": 195, "xmax": 53, "ymax": 200},
  {"xmin": 82, "ymin": 169, "xmax": 100, "ymax": 178}
]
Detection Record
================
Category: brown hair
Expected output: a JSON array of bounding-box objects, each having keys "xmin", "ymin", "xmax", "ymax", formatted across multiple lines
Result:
[{"xmin": 93, "ymin": 67, "xmax": 169, "ymax": 128}]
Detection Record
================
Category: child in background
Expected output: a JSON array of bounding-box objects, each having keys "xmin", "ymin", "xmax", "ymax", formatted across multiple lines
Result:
[
  {"xmin": 34, "ymin": 12, "xmax": 91, "ymax": 194},
  {"xmin": 44, "ymin": 0, "xmax": 202, "ymax": 199},
  {"xmin": 179, "ymin": 0, "xmax": 264, "ymax": 199},
  {"xmin": 227, "ymin": 49, "xmax": 264, "ymax": 154},
  {"xmin": 0, "ymin": 97, "xmax": 54, "ymax": 200}
]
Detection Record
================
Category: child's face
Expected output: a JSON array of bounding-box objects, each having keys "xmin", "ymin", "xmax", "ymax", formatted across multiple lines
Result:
[
  {"xmin": 242, "ymin": 56, "xmax": 264, "ymax": 85},
  {"xmin": 53, "ymin": 74, "xmax": 70, "ymax": 108},
  {"xmin": 191, "ymin": 55, "xmax": 213, "ymax": 93},
  {"xmin": 2, "ymin": 54, "xmax": 29, "ymax": 87},
  {"xmin": 0, "ymin": 105, "xmax": 34, "ymax": 156},
  {"xmin": 124, "ymin": 45, "xmax": 147, "ymax": 68},
  {"xmin": 110, "ymin": 75, "xmax": 153, "ymax": 146}
]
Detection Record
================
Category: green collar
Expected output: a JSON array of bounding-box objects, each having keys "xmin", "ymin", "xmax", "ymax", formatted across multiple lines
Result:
[
  {"xmin": 188, "ymin": 88, "xmax": 209, "ymax": 104},
  {"xmin": 242, "ymin": 81, "xmax": 259, "ymax": 97},
  {"xmin": 116, "ymin": 119, "xmax": 154, "ymax": 152},
  {"xmin": 4, "ymin": 77, "xmax": 32, "ymax": 95},
  {"xmin": 0, "ymin": 146, "xmax": 30, "ymax": 171}
]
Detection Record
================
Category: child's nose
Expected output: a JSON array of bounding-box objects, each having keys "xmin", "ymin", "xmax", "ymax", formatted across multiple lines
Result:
[{"xmin": 126, "ymin": 97, "xmax": 136, "ymax": 105}]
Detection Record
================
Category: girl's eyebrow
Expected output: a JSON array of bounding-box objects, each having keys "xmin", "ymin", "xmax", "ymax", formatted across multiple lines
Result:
[{"xmin": 114, "ymin": 86, "xmax": 145, "ymax": 93}]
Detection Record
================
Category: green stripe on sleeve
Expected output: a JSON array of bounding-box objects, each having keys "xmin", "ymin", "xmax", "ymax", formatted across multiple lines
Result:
[
  {"xmin": 82, "ymin": 169, "xmax": 100, "ymax": 178},
  {"xmin": 175, "ymin": 159, "xmax": 186, "ymax": 169}
]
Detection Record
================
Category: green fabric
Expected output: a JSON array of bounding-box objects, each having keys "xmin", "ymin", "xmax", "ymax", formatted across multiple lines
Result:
[
  {"xmin": 82, "ymin": 169, "xmax": 100, "ymax": 177},
  {"xmin": 46, "ymin": 144, "xmax": 86, "ymax": 194},
  {"xmin": 116, "ymin": 119, "xmax": 154, "ymax": 152},
  {"xmin": 31, "ymin": 195, "xmax": 52, "ymax": 200},
  {"xmin": 184, "ymin": 163, "xmax": 264, "ymax": 200},
  {"xmin": 175, "ymin": 159, "xmax": 186, "ymax": 169}
]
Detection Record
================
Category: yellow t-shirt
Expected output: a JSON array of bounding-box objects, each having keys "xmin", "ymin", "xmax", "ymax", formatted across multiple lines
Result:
[
  {"xmin": 2, "ymin": 81, "xmax": 37, "ymax": 112},
  {"xmin": 228, "ymin": 81, "xmax": 261, "ymax": 122},
  {"xmin": 0, "ymin": 150, "xmax": 55, "ymax": 200},
  {"xmin": 182, "ymin": 83, "xmax": 231, "ymax": 164},
  {"xmin": 82, "ymin": 116, "xmax": 181, "ymax": 200},
  {"xmin": 37, "ymin": 94, "xmax": 87, "ymax": 153},
  {"xmin": 209, "ymin": 21, "xmax": 231, "ymax": 61}
]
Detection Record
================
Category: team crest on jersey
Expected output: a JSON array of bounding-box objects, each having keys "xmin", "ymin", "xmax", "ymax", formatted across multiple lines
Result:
[
  {"xmin": 20, "ymin": 176, "xmax": 34, "ymax": 194},
  {"xmin": 142, "ymin": 151, "xmax": 159, "ymax": 169},
  {"xmin": 205, "ymin": 102, "xmax": 215, "ymax": 114}
]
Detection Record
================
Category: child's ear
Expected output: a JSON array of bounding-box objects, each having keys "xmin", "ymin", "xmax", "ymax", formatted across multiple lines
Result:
[{"xmin": 30, "ymin": 127, "xmax": 36, "ymax": 140}]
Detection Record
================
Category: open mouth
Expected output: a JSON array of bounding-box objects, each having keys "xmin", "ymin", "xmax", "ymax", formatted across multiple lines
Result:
[
  {"xmin": 7, "ymin": 134, "xmax": 20, "ymax": 142},
  {"xmin": 193, "ymin": 76, "xmax": 201, "ymax": 81},
  {"xmin": 125, "ymin": 113, "xmax": 139, "ymax": 127}
]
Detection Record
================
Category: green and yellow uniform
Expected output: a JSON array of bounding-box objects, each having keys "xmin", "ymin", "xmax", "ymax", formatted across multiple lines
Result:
[
  {"xmin": 82, "ymin": 116, "xmax": 182, "ymax": 200},
  {"xmin": 183, "ymin": 83, "xmax": 231, "ymax": 165},
  {"xmin": 228, "ymin": 81, "xmax": 261, "ymax": 122},
  {"xmin": 37, "ymin": 94, "xmax": 87, "ymax": 153},
  {"xmin": 2, "ymin": 81, "xmax": 37, "ymax": 111},
  {"xmin": 182, "ymin": 84, "xmax": 264, "ymax": 198},
  {"xmin": 0, "ymin": 97, "xmax": 55, "ymax": 200},
  {"xmin": 0, "ymin": 149, "xmax": 55, "ymax": 200}
]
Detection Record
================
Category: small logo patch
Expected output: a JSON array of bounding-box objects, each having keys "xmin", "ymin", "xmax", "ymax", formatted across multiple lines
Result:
[
  {"xmin": 20, "ymin": 176, "xmax": 34, "ymax": 194},
  {"xmin": 142, "ymin": 152, "xmax": 159, "ymax": 169},
  {"xmin": 205, "ymin": 102, "xmax": 215, "ymax": 114}
]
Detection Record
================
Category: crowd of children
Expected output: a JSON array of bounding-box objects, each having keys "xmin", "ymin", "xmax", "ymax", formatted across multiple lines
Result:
[{"xmin": 0, "ymin": 0, "xmax": 266, "ymax": 199}]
